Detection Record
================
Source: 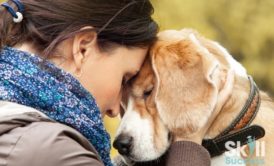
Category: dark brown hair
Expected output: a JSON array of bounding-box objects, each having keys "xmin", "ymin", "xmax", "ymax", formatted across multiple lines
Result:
[{"xmin": 0, "ymin": 0, "xmax": 158, "ymax": 57}]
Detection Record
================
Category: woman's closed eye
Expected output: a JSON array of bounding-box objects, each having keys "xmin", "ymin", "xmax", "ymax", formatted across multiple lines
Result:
[
  {"xmin": 122, "ymin": 76, "xmax": 128, "ymax": 87},
  {"xmin": 122, "ymin": 72, "xmax": 138, "ymax": 86}
]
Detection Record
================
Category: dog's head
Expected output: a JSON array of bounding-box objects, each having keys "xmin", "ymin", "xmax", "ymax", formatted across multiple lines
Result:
[{"xmin": 113, "ymin": 29, "xmax": 239, "ymax": 164}]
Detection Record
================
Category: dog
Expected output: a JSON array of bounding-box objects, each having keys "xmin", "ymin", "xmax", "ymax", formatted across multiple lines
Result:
[{"xmin": 113, "ymin": 29, "xmax": 274, "ymax": 166}]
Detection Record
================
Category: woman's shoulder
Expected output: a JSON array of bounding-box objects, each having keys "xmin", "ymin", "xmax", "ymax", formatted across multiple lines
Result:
[
  {"xmin": 0, "ymin": 101, "xmax": 104, "ymax": 166},
  {"xmin": 10, "ymin": 121, "xmax": 104, "ymax": 165}
]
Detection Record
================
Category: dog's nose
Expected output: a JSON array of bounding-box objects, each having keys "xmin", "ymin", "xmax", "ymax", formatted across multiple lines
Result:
[{"xmin": 113, "ymin": 134, "xmax": 133, "ymax": 155}]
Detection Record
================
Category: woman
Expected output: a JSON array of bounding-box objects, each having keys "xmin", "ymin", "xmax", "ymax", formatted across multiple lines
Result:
[{"xmin": 0, "ymin": 0, "xmax": 234, "ymax": 166}]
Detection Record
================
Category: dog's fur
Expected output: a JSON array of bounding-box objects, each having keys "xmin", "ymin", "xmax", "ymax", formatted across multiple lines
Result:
[{"xmin": 115, "ymin": 29, "xmax": 274, "ymax": 166}]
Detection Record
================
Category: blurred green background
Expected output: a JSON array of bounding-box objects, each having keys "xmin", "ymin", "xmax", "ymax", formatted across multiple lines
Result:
[{"xmin": 1, "ymin": 0, "xmax": 273, "ymax": 157}]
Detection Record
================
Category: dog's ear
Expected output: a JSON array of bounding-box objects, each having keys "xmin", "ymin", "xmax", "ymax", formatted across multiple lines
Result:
[{"xmin": 151, "ymin": 34, "xmax": 229, "ymax": 137}]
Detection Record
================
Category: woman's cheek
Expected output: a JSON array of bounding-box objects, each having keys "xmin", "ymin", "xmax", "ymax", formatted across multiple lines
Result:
[{"xmin": 100, "ymin": 82, "xmax": 121, "ymax": 110}]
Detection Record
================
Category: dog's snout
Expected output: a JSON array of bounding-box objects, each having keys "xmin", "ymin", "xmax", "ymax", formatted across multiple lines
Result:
[{"xmin": 113, "ymin": 134, "xmax": 133, "ymax": 156}]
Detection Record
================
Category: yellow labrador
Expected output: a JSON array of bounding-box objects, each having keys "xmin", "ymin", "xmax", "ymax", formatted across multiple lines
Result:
[{"xmin": 114, "ymin": 29, "xmax": 274, "ymax": 166}]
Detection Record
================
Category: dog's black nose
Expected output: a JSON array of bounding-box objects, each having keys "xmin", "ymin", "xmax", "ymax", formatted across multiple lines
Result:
[{"xmin": 113, "ymin": 134, "xmax": 133, "ymax": 155}]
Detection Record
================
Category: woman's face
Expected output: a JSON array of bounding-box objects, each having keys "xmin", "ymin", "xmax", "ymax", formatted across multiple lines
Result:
[
  {"xmin": 80, "ymin": 46, "xmax": 148, "ymax": 118},
  {"xmin": 56, "ymin": 32, "xmax": 148, "ymax": 118}
]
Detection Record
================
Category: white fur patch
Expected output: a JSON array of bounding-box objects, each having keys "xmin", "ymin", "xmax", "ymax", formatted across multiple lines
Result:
[
  {"xmin": 190, "ymin": 33, "xmax": 247, "ymax": 78},
  {"xmin": 116, "ymin": 97, "xmax": 162, "ymax": 161},
  {"xmin": 211, "ymin": 41, "xmax": 247, "ymax": 78}
]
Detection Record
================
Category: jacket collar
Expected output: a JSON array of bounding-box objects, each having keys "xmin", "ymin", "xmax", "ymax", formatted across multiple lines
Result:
[
  {"xmin": 0, "ymin": 101, "xmax": 48, "ymax": 117},
  {"xmin": 0, "ymin": 101, "xmax": 52, "ymax": 135}
]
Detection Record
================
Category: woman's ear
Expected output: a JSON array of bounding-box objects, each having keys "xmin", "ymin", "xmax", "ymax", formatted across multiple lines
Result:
[{"xmin": 72, "ymin": 26, "xmax": 97, "ymax": 73}]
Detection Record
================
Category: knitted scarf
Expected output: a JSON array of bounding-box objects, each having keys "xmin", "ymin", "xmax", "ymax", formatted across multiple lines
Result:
[{"xmin": 0, "ymin": 47, "xmax": 112, "ymax": 166}]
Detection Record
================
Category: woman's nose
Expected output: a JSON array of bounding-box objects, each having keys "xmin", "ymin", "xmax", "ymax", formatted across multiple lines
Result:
[
  {"xmin": 106, "ymin": 107, "xmax": 120, "ymax": 118},
  {"xmin": 106, "ymin": 94, "xmax": 122, "ymax": 118}
]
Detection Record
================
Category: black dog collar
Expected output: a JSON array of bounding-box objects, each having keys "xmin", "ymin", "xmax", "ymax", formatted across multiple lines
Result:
[{"xmin": 202, "ymin": 76, "xmax": 265, "ymax": 157}]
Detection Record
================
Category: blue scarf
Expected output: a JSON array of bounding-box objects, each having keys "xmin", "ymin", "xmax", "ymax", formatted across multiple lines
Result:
[{"xmin": 0, "ymin": 47, "xmax": 112, "ymax": 166}]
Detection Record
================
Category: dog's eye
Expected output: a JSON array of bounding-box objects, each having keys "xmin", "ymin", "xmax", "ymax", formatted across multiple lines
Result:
[{"xmin": 143, "ymin": 88, "xmax": 153, "ymax": 98}]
